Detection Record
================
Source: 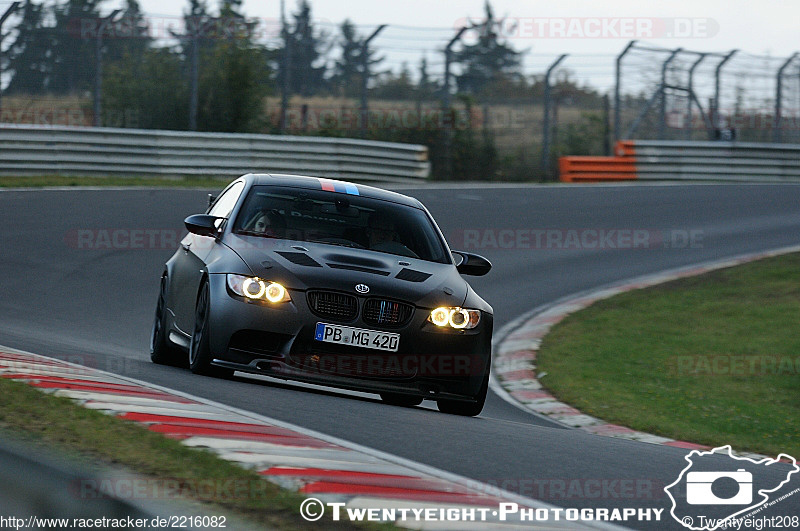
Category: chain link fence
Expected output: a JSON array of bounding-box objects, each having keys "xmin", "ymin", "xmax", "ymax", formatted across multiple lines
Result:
[
  {"xmin": 1, "ymin": 0, "xmax": 799, "ymax": 180},
  {"xmin": 616, "ymin": 41, "xmax": 800, "ymax": 145}
]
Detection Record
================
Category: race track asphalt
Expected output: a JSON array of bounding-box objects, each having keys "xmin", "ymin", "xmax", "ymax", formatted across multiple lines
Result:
[{"xmin": 2, "ymin": 182, "xmax": 799, "ymax": 529}]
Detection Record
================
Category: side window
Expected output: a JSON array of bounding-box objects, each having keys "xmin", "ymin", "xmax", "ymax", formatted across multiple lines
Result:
[{"xmin": 208, "ymin": 181, "xmax": 245, "ymax": 219}]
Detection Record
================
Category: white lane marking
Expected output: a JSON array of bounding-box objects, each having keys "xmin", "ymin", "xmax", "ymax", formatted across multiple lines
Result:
[
  {"xmin": 182, "ymin": 438, "xmax": 375, "ymax": 461},
  {"xmin": 186, "ymin": 445, "xmax": 370, "ymax": 464},
  {"xmin": 52, "ymin": 390, "xmax": 203, "ymax": 407},
  {"xmin": 0, "ymin": 366, "xmax": 128, "ymax": 383},
  {"xmin": 82, "ymin": 402, "xmax": 237, "ymax": 420},
  {"xmin": 218, "ymin": 452, "xmax": 413, "ymax": 474}
]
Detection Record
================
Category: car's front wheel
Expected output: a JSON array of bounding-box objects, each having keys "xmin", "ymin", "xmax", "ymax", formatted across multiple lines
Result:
[
  {"xmin": 150, "ymin": 275, "xmax": 184, "ymax": 367},
  {"xmin": 437, "ymin": 360, "xmax": 490, "ymax": 417},
  {"xmin": 189, "ymin": 279, "xmax": 233, "ymax": 378}
]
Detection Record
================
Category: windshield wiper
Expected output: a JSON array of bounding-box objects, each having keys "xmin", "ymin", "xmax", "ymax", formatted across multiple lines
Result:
[
  {"xmin": 234, "ymin": 230, "xmax": 279, "ymax": 239},
  {"xmin": 307, "ymin": 239, "xmax": 362, "ymax": 249}
]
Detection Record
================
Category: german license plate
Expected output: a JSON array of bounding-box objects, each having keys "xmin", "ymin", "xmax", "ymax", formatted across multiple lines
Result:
[{"xmin": 314, "ymin": 322, "xmax": 400, "ymax": 352}]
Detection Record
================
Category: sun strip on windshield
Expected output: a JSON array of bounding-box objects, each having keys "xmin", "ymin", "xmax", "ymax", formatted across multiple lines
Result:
[{"xmin": 318, "ymin": 178, "xmax": 360, "ymax": 196}]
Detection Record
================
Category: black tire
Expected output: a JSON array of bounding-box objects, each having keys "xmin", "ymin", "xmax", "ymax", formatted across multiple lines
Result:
[
  {"xmin": 380, "ymin": 393, "xmax": 423, "ymax": 407},
  {"xmin": 437, "ymin": 360, "xmax": 490, "ymax": 417},
  {"xmin": 189, "ymin": 280, "xmax": 233, "ymax": 378},
  {"xmin": 150, "ymin": 275, "xmax": 184, "ymax": 367}
]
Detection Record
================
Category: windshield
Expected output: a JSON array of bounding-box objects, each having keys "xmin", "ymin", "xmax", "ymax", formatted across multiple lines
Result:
[{"xmin": 232, "ymin": 186, "xmax": 450, "ymax": 264}]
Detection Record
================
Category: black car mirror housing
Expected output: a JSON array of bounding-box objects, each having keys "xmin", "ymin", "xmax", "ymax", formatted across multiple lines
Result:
[
  {"xmin": 185, "ymin": 214, "xmax": 223, "ymax": 237},
  {"xmin": 452, "ymin": 251, "xmax": 492, "ymax": 276}
]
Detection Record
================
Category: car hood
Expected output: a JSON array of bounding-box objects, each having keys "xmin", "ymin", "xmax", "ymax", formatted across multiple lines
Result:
[{"xmin": 226, "ymin": 235, "xmax": 468, "ymax": 308}]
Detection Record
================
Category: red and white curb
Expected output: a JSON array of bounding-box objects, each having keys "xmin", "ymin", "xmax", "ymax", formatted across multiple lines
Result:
[
  {"xmin": 0, "ymin": 347, "xmax": 624, "ymax": 530},
  {"xmin": 491, "ymin": 244, "xmax": 800, "ymax": 461}
]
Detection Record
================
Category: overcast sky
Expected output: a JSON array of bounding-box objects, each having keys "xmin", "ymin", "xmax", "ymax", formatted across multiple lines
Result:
[{"xmin": 123, "ymin": 0, "xmax": 796, "ymax": 55}]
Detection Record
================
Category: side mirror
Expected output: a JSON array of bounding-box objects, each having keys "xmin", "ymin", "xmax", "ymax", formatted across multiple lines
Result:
[
  {"xmin": 185, "ymin": 214, "xmax": 223, "ymax": 237},
  {"xmin": 452, "ymin": 251, "xmax": 492, "ymax": 276}
]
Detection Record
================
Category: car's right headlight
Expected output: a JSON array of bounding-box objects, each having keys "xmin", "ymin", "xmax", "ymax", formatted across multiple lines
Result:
[
  {"xmin": 428, "ymin": 307, "xmax": 480, "ymax": 329},
  {"xmin": 227, "ymin": 274, "xmax": 291, "ymax": 303}
]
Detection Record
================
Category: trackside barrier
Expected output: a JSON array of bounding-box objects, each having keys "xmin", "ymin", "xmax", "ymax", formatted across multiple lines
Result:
[
  {"xmin": 558, "ymin": 156, "xmax": 637, "ymax": 183},
  {"xmin": 559, "ymin": 140, "xmax": 800, "ymax": 182},
  {"xmin": 0, "ymin": 125, "xmax": 430, "ymax": 183}
]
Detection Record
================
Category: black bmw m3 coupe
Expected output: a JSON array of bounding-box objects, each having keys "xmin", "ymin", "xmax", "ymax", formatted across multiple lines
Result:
[{"xmin": 150, "ymin": 173, "xmax": 493, "ymax": 416}]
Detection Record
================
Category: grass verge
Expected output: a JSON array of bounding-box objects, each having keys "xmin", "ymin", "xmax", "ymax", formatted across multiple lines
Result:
[
  {"xmin": 0, "ymin": 377, "xmax": 381, "ymax": 530},
  {"xmin": 537, "ymin": 252, "xmax": 800, "ymax": 458}
]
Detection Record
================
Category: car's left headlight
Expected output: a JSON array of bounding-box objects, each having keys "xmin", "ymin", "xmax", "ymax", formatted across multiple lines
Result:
[
  {"xmin": 428, "ymin": 307, "xmax": 480, "ymax": 329},
  {"xmin": 227, "ymin": 274, "xmax": 291, "ymax": 303}
]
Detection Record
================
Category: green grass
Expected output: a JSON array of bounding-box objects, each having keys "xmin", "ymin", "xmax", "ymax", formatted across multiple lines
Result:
[
  {"xmin": 0, "ymin": 377, "xmax": 378, "ymax": 530},
  {"xmin": 536, "ymin": 252, "xmax": 800, "ymax": 458},
  {"xmin": 0, "ymin": 175, "xmax": 232, "ymax": 188}
]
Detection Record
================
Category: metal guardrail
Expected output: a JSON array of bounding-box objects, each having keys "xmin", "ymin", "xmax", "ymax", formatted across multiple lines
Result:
[
  {"xmin": 560, "ymin": 140, "xmax": 800, "ymax": 182},
  {"xmin": 0, "ymin": 125, "xmax": 430, "ymax": 182},
  {"xmin": 628, "ymin": 140, "xmax": 800, "ymax": 181}
]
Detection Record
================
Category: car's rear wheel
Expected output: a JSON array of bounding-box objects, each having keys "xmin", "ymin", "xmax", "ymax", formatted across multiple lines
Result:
[
  {"xmin": 437, "ymin": 360, "xmax": 490, "ymax": 417},
  {"xmin": 150, "ymin": 275, "xmax": 184, "ymax": 367},
  {"xmin": 189, "ymin": 279, "xmax": 233, "ymax": 378},
  {"xmin": 380, "ymin": 393, "xmax": 423, "ymax": 407}
]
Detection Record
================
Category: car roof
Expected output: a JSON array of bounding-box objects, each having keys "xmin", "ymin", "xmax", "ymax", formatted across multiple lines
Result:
[{"xmin": 243, "ymin": 173, "xmax": 423, "ymax": 209}]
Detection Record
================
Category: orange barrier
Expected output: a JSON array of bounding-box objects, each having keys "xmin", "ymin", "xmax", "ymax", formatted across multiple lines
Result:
[
  {"xmin": 614, "ymin": 140, "xmax": 636, "ymax": 157},
  {"xmin": 558, "ymin": 156, "xmax": 637, "ymax": 182},
  {"xmin": 559, "ymin": 141, "xmax": 638, "ymax": 182}
]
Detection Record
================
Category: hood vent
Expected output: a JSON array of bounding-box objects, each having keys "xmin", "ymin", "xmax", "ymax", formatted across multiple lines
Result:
[
  {"xmin": 326, "ymin": 263, "xmax": 391, "ymax": 276},
  {"xmin": 395, "ymin": 268, "xmax": 431, "ymax": 282},
  {"xmin": 275, "ymin": 251, "xmax": 323, "ymax": 268}
]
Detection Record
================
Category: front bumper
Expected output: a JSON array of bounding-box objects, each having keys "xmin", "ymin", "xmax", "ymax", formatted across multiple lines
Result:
[{"xmin": 205, "ymin": 274, "xmax": 492, "ymax": 401}]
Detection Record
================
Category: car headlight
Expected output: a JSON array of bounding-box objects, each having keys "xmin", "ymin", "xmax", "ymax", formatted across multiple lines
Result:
[
  {"xmin": 428, "ymin": 307, "xmax": 480, "ymax": 329},
  {"xmin": 227, "ymin": 274, "xmax": 291, "ymax": 303}
]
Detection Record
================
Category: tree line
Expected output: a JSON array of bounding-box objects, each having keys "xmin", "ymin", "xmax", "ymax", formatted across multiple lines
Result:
[{"xmin": 1, "ymin": 0, "xmax": 607, "ymax": 178}]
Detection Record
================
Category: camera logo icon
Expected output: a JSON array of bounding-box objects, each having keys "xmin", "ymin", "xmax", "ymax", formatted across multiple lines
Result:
[{"xmin": 686, "ymin": 469, "xmax": 752, "ymax": 505}]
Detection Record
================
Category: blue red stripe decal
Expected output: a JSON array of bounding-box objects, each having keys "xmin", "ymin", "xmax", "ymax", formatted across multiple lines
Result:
[{"xmin": 318, "ymin": 178, "xmax": 359, "ymax": 195}]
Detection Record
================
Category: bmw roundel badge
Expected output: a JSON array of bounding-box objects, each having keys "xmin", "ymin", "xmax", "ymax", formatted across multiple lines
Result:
[{"xmin": 355, "ymin": 283, "xmax": 370, "ymax": 294}]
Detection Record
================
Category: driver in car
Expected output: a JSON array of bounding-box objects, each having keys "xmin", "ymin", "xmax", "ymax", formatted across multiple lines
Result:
[
  {"xmin": 366, "ymin": 212, "xmax": 417, "ymax": 258},
  {"xmin": 251, "ymin": 209, "xmax": 286, "ymax": 238}
]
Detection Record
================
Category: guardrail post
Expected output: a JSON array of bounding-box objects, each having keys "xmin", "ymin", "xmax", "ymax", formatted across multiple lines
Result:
[
  {"xmin": 441, "ymin": 26, "xmax": 467, "ymax": 180},
  {"xmin": 712, "ymin": 50, "xmax": 737, "ymax": 134},
  {"xmin": 0, "ymin": 2, "xmax": 21, "ymax": 119},
  {"xmin": 658, "ymin": 48, "xmax": 682, "ymax": 140},
  {"xmin": 541, "ymin": 54, "xmax": 567, "ymax": 179},
  {"xmin": 359, "ymin": 24, "xmax": 387, "ymax": 139},
  {"xmin": 686, "ymin": 53, "xmax": 707, "ymax": 139},
  {"xmin": 603, "ymin": 94, "xmax": 611, "ymax": 155},
  {"xmin": 93, "ymin": 10, "xmax": 121, "ymax": 128},
  {"xmin": 279, "ymin": 0, "xmax": 291, "ymax": 134},
  {"xmin": 188, "ymin": 16, "xmax": 209, "ymax": 132},
  {"xmin": 774, "ymin": 52, "xmax": 799, "ymax": 143},
  {"xmin": 614, "ymin": 40, "xmax": 636, "ymax": 144}
]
